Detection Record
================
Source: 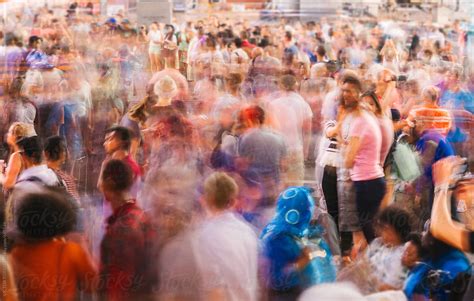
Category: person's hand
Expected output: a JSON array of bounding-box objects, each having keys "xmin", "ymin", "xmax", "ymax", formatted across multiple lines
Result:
[
  {"xmin": 294, "ymin": 247, "xmax": 312, "ymax": 270},
  {"xmin": 432, "ymin": 156, "xmax": 465, "ymax": 187}
]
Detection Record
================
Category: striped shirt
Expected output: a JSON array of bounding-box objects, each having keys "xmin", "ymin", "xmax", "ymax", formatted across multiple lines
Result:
[{"xmin": 408, "ymin": 104, "xmax": 452, "ymax": 135}]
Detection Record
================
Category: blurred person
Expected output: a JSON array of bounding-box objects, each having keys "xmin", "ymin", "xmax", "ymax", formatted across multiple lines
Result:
[
  {"xmin": 267, "ymin": 74, "xmax": 312, "ymax": 184},
  {"xmin": 260, "ymin": 186, "xmax": 336, "ymax": 300},
  {"xmin": 6, "ymin": 77, "xmax": 38, "ymax": 131},
  {"xmin": 0, "ymin": 202, "xmax": 18, "ymax": 301},
  {"xmin": 98, "ymin": 126, "xmax": 141, "ymax": 195},
  {"xmin": 365, "ymin": 206, "xmax": 411, "ymax": 291},
  {"xmin": 402, "ymin": 232, "xmax": 429, "ymax": 300},
  {"xmin": 44, "ymin": 135, "xmax": 80, "ymax": 201},
  {"xmin": 340, "ymin": 75, "xmax": 385, "ymax": 248},
  {"xmin": 374, "ymin": 68, "xmax": 401, "ymax": 111},
  {"xmin": 98, "ymin": 159, "xmax": 156, "ymax": 301},
  {"xmin": 141, "ymin": 113, "xmax": 202, "ymax": 208},
  {"xmin": 148, "ymin": 67, "xmax": 189, "ymax": 101},
  {"xmin": 236, "ymin": 105, "xmax": 287, "ymax": 215},
  {"xmin": 211, "ymin": 73, "xmax": 244, "ymax": 128},
  {"xmin": 407, "ymin": 120, "xmax": 455, "ymax": 227},
  {"xmin": 439, "ymin": 66, "xmax": 474, "ymax": 114},
  {"xmin": 5, "ymin": 136, "xmax": 62, "ymax": 229},
  {"xmin": 316, "ymin": 71, "xmax": 357, "ymax": 258},
  {"xmin": 162, "ymin": 24, "xmax": 178, "ymax": 69},
  {"xmin": 190, "ymin": 172, "xmax": 258, "ymax": 301},
  {"xmin": 9, "ymin": 187, "xmax": 97, "ymax": 301},
  {"xmin": 407, "ymin": 229, "xmax": 471, "ymax": 300},
  {"xmin": 229, "ymin": 37, "xmax": 250, "ymax": 74},
  {"xmin": 0, "ymin": 123, "xmax": 33, "ymax": 192},
  {"xmin": 299, "ymin": 282, "xmax": 407, "ymax": 301},
  {"xmin": 147, "ymin": 24, "xmax": 163, "ymax": 65},
  {"xmin": 406, "ymin": 86, "xmax": 452, "ymax": 136},
  {"xmin": 360, "ymin": 90, "xmax": 394, "ymax": 207}
]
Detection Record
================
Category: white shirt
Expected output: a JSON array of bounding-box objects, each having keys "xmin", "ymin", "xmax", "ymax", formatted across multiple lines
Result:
[
  {"xmin": 192, "ymin": 211, "xmax": 258, "ymax": 301},
  {"xmin": 267, "ymin": 91, "xmax": 313, "ymax": 152},
  {"xmin": 149, "ymin": 30, "xmax": 162, "ymax": 46}
]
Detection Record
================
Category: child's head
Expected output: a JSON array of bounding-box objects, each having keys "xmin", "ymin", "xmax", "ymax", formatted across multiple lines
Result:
[{"xmin": 402, "ymin": 232, "xmax": 426, "ymax": 269}]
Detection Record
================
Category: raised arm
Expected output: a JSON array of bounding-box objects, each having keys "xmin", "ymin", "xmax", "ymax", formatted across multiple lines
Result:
[{"xmin": 430, "ymin": 156, "xmax": 471, "ymax": 252}]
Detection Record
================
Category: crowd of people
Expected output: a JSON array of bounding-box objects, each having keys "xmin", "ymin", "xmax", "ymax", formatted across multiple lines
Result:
[{"xmin": 0, "ymin": 2, "xmax": 473, "ymax": 301}]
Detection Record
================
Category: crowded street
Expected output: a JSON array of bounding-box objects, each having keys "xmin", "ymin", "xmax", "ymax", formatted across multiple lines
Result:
[{"xmin": 0, "ymin": 0, "xmax": 473, "ymax": 300}]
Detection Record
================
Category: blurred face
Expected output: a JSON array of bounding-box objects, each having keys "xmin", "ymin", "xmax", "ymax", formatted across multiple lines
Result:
[
  {"xmin": 341, "ymin": 82, "xmax": 360, "ymax": 109},
  {"xmin": 377, "ymin": 223, "xmax": 403, "ymax": 246},
  {"xmin": 362, "ymin": 95, "xmax": 377, "ymax": 113},
  {"xmin": 401, "ymin": 241, "xmax": 420, "ymax": 268},
  {"xmin": 6, "ymin": 127, "xmax": 17, "ymax": 146},
  {"xmin": 447, "ymin": 71, "xmax": 459, "ymax": 86},
  {"xmin": 103, "ymin": 132, "xmax": 121, "ymax": 154}
]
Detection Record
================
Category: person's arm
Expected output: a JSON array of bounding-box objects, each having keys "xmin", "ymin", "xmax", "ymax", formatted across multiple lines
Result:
[
  {"xmin": 2, "ymin": 152, "xmax": 22, "ymax": 191},
  {"xmin": 430, "ymin": 156, "xmax": 471, "ymax": 252},
  {"xmin": 302, "ymin": 118, "xmax": 312, "ymax": 159},
  {"xmin": 344, "ymin": 136, "xmax": 362, "ymax": 169},
  {"xmin": 70, "ymin": 242, "xmax": 98, "ymax": 294}
]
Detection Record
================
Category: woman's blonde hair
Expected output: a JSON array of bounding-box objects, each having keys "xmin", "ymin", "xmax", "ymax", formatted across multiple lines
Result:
[
  {"xmin": 128, "ymin": 96, "xmax": 154, "ymax": 125},
  {"xmin": 9, "ymin": 122, "xmax": 31, "ymax": 141}
]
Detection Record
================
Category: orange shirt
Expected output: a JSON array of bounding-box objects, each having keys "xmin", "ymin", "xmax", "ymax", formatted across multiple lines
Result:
[
  {"xmin": 408, "ymin": 104, "xmax": 452, "ymax": 135},
  {"xmin": 9, "ymin": 238, "xmax": 97, "ymax": 301}
]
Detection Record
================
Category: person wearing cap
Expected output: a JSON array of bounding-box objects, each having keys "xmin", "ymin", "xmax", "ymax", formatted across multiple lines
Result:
[
  {"xmin": 148, "ymin": 67, "xmax": 189, "ymax": 100},
  {"xmin": 144, "ymin": 76, "xmax": 180, "ymax": 134}
]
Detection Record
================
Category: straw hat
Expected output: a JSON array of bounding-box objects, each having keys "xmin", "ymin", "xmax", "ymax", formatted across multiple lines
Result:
[{"xmin": 153, "ymin": 75, "xmax": 178, "ymax": 99}]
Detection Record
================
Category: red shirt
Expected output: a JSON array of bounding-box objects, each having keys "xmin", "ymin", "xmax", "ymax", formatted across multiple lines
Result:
[
  {"xmin": 123, "ymin": 155, "xmax": 142, "ymax": 179},
  {"xmin": 99, "ymin": 201, "xmax": 156, "ymax": 301}
]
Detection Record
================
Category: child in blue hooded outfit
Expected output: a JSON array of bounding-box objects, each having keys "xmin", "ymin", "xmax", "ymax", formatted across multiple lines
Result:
[{"xmin": 260, "ymin": 186, "xmax": 336, "ymax": 300}]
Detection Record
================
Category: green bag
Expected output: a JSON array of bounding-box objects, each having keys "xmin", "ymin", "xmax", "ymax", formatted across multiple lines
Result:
[{"xmin": 392, "ymin": 134, "xmax": 422, "ymax": 182}]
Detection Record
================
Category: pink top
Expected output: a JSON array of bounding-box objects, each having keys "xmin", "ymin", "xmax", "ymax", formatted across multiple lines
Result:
[{"xmin": 349, "ymin": 112, "xmax": 384, "ymax": 181}]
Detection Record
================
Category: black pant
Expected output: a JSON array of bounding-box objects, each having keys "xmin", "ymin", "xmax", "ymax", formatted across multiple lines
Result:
[
  {"xmin": 322, "ymin": 165, "xmax": 353, "ymax": 255},
  {"xmin": 354, "ymin": 177, "xmax": 386, "ymax": 243}
]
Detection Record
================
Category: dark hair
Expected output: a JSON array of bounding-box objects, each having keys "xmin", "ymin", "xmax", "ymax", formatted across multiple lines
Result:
[
  {"xmin": 44, "ymin": 135, "xmax": 67, "ymax": 162},
  {"xmin": 101, "ymin": 159, "xmax": 134, "ymax": 192},
  {"xmin": 316, "ymin": 45, "xmax": 326, "ymax": 57},
  {"xmin": 342, "ymin": 75, "xmax": 362, "ymax": 91},
  {"xmin": 233, "ymin": 37, "xmax": 243, "ymax": 48},
  {"xmin": 240, "ymin": 105, "xmax": 265, "ymax": 125},
  {"xmin": 406, "ymin": 232, "xmax": 427, "ymax": 258},
  {"xmin": 285, "ymin": 31, "xmax": 292, "ymax": 40},
  {"xmin": 105, "ymin": 126, "xmax": 132, "ymax": 150},
  {"xmin": 17, "ymin": 136, "xmax": 42, "ymax": 164},
  {"xmin": 28, "ymin": 35, "xmax": 42, "ymax": 47},
  {"xmin": 280, "ymin": 74, "xmax": 297, "ymax": 91},
  {"xmin": 375, "ymin": 206, "xmax": 412, "ymax": 243},
  {"xmin": 225, "ymin": 73, "xmax": 243, "ymax": 88},
  {"xmin": 391, "ymin": 108, "xmax": 401, "ymax": 122},
  {"xmin": 7, "ymin": 76, "xmax": 24, "ymax": 98},
  {"xmin": 206, "ymin": 34, "xmax": 217, "ymax": 49},
  {"xmin": 16, "ymin": 188, "xmax": 77, "ymax": 240},
  {"xmin": 361, "ymin": 90, "xmax": 382, "ymax": 114}
]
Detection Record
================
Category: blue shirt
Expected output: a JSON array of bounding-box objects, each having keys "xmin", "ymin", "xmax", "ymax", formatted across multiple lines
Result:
[{"xmin": 440, "ymin": 89, "xmax": 474, "ymax": 114}]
